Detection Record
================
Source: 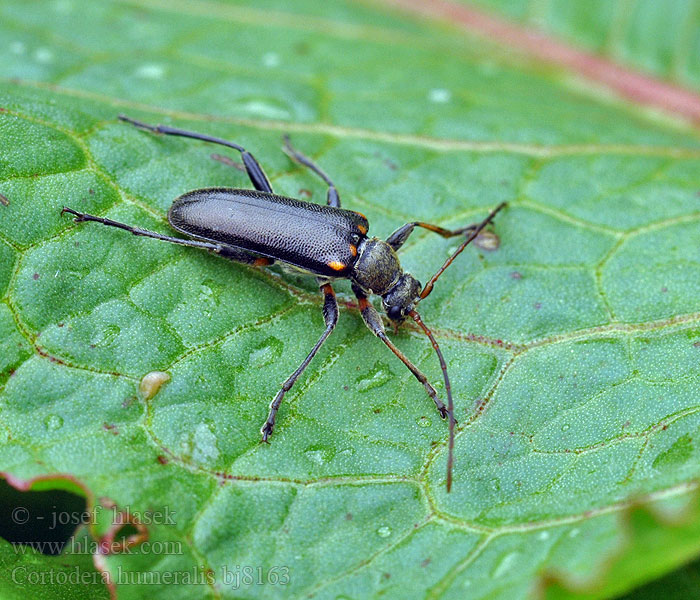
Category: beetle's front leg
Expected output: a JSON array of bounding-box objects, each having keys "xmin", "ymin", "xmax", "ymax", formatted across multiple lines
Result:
[
  {"xmin": 386, "ymin": 221, "xmax": 479, "ymax": 251},
  {"xmin": 352, "ymin": 286, "xmax": 448, "ymax": 419},
  {"xmin": 261, "ymin": 281, "xmax": 339, "ymax": 441}
]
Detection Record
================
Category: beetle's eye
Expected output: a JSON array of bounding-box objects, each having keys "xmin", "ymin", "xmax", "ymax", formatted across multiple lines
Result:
[{"xmin": 387, "ymin": 305, "xmax": 403, "ymax": 321}]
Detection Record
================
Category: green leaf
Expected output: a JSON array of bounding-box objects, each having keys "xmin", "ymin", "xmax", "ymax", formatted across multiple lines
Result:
[
  {"xmin": 1, "ymin": 1, "xmax": 700, "ymax": 599},
  {"xmin": 462, "ymin": 0, "xmax": 700, "ymax": 91}
]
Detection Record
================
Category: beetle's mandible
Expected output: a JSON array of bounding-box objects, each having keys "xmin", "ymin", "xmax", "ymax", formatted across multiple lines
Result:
[{"xmin": 62, "ymin": 115, "xmax": 507, "ymax": 492}]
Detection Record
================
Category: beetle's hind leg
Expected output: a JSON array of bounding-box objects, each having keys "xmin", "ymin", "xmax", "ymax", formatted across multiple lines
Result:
[
  {"xmin": 282, "ymin": 136, "xmax": 340, "ymax": 208},
  {"xmin": 61, "ymin": 207, "xmax": 275, "ymax": 267},
  {"xmin": 261, "ymin": 281, "xmax": 339, "ymax": 440},
  {"xmin": 61, "ymin": 207, "xmax": 228, "ymax": 252},
  {"xmin": 118, "ymin": 114, "xmax": 273, "ymax": 194}
]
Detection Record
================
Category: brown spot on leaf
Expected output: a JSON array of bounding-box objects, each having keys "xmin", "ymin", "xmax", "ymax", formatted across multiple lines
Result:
[{"xmin": 102, "ymin": 422, "xmax": 118, "ymax": 435}]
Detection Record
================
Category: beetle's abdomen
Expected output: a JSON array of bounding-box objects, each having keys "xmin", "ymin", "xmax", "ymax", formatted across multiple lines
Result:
[{"xmin": 168, "ymin": 188, "xmax": 368, "ymax": 278}]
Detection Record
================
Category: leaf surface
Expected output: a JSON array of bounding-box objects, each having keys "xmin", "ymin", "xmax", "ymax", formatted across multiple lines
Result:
[{"xmin": 1, "ymin": 1, "xmax": 700, "ymax": 598}]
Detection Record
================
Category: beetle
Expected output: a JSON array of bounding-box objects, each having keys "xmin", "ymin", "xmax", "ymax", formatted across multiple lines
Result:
[{"xmin": 62, "ymin": 115, "xmax": 506, "ymax": 491}]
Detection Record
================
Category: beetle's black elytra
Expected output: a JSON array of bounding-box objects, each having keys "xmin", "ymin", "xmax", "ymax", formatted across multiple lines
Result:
[{"xmin": 62, "ymin": 115, "xmax": 507, "ymax": 492}]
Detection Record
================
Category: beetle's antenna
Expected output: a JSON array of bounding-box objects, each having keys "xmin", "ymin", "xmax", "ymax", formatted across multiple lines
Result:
[
  {"xmin": 420, "ymin": 202, "xmax": 507, "ymax": 299},
  {"xmin": 409, "ymin": 309, "xmax": 455, "ymax": 492}
]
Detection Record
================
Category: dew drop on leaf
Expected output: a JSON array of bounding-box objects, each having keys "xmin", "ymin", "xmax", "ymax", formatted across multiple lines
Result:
[
  {"xmin": 376, "ymin": 526, "xmax": 391, "ymax": 538},
  {"xmin": 416, "ymin": 416, "xmax": 431, "ymax": 428},
  {"xmin": 90, "ymin": 324, "xmax": 120, "ymax": 349},
  {"xmin": 355, "ymin": 361, "xmax": 393, "ymax": 393},
  {"xmin": 304, "ymin": 445, "xmax": 335, "ymax": 466},
  {"xmin": 428, "ymin": 88, "xmax": 451, "ymax": 103},
  {"xmin": 44, "ymin": 414, "xmax": 63, "ymax": 430},
  {"xmin": 248, "ymin": 337, "xmax": 284, "ymax": 368},
  {"xmin": 561, "ymin": 423, "xmax": 570, "ymax": 432},
  {"xmin": 187, "ymin": 422, "xmax": 220, "ymax": 466},
  {"xmin": 492, "ymin": 551, "xmax": 520, "ymax": 578}
]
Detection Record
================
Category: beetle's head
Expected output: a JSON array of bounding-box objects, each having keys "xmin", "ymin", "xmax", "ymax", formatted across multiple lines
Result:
[{"xmin": 382, "ymin": 274, "xmax": 422, "ymax": 324}]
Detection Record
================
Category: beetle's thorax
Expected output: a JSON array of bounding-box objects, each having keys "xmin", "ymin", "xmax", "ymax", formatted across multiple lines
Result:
[{"xmin": 351, "ymin": 237, "xmax": 402, "ymax": 295}]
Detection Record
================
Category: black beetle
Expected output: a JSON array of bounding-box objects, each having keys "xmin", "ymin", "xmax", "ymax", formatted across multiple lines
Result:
[{"xmin": 62, "ymin": 115, "xmax": 506, "ymax": 491}]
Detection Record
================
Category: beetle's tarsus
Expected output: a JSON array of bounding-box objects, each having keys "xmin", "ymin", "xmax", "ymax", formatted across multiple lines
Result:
[
  {"xmin": 61, "ymin": 206, "xmax": 85, "ymax": 222},
  {"xmin": 260, "ymin": 424, "xmax": 274, "ymax": 442}
]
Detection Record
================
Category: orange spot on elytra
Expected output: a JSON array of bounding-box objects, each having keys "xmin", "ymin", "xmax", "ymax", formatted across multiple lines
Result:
[
  {"xmin": 328, "ymin": 261, "xmax": 345, "ymax": 271},
  {"xmin": 357, "ymin": 224, "xmax": 367, "ymax": 235},
  {"xmin": 349, "ymin": 244, "xmax": 357, "ymax": 256}
]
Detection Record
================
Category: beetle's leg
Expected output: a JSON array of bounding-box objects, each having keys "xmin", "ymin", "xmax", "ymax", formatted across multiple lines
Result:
[
  {"xmin": 118, "ymin": 115, "xmax": 273, "ymax": 193},
  {"xmin": 352, "ymin": 286, "xmax": 449, "ymax": 419},
  {"xmin": 261, "ymin": 281, "xmax": 339, "ymax": 441},
  {"xmin": 282, "ymin": 135, "xmax": 340, "ymax": 207},
  {"xmin": 61, "ymin": 207, "xmax": 276, "ymax": 267},
  {"xmin": 420, "ymin": 202, "xmax": 507, "ymax": 299},
  {"xmin": 386, "ymin": 221, "xmax": 480, "ymax": 251},
  {"xmin": 62, "ymin": 207, "xmax": 228, "ymax": 252}
]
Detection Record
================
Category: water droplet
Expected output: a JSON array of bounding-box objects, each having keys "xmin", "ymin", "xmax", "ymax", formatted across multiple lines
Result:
[
  {"xmin": 184, "ymin": 423, "xmax": 220, "ymax": 465},
  {"xmin": 416, "ymin": 416, "xmax": 431, "ymax": 428},
  {"xmin": 198, "ymin": 278, "xmax": 224, "ymax": 307},
  {"xmin": 428, "ymin": 88, "xmax": 451, "ymax": 103},
  {"xmin": 490, "ymin": 478, "xmax": 501, "ymax": 491},
  {"xmin": 537, "ymin": 530, "xmax": 550, "ymax": 541},
  {"xmin": 304, "ymin": 445, "xmax": 335, "ymax": 465},
  {"xmin": 139, "ymin": 371, "xmax": 170, "ymax": 400},
  {"xmin": 568, "ymin": 528, "xmax": 580, "ymax": 538},
  {"xmin": 376, "ymin": 526, "xmax": 391, "ymax": 538},
  {"xmin": 492, "ymin": 551, "xmax": 520, "ymax": 578},
  {"xmin": 561, "ymin": 423, "xmax": 570, "ymax": 432},
  {"xmin": 90, "ymin": 324, "xmax": 120, "ymax": 349},
  {"xmin": 9, "ymin": 41, "xmax": 25, "ymax": 55},
  {"xmin": 461, "ymin": 580, "xmax": 472, "ymax": 588},
  {"xmin": 240, "ymin": 100, "xmax": 290, "ymax": 120},
  {"xmin": 355, "ymin": 361, "xmax": 393, "ymax": 393},
  {"xmin": 248, "ymin": 337, "xmax": 284, "ymax": 368},
  {"xmin": 44, "ymin": 414, "xmax": 63, "ymax": 430},
  {"xmin": 262, "ymin": 52, "xmax": 280, "ymax": 67},
  {"xmin": 53, "ymin": 0, "xmax": 73, "ymax": 13},
  {"xmin": 34, "ymin": 47, "xmax": 53, "ymax": 63},
  {"xmin": 135, "ymin": 63, "xmax": 165, "ymax": 79}
]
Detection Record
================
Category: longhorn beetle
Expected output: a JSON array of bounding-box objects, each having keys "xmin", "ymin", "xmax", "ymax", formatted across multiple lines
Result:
[{"xmin": 62, "ymin": 115, "xmax": 507, "ymax": 492}]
